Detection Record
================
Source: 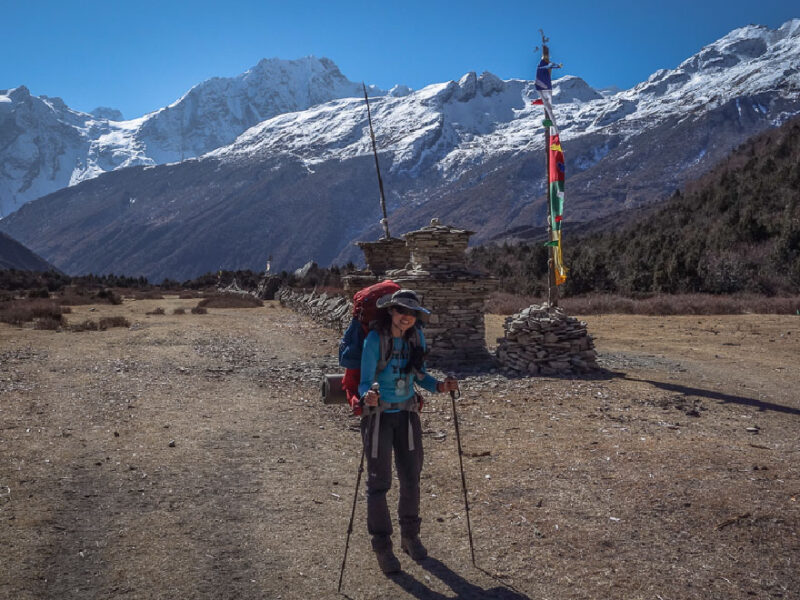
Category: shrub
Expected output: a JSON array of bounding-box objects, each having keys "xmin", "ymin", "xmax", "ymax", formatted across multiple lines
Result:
[
  {"xmin": 33, "ymin": 315, "xmax": 64, "ymax": 330},
  {"xmin": 71, "ymin": 319, "xmax": 100, "ymax": 332},
  {"xmin": 95, "ymin": 288, "xmax": 123, "ymax": 305},
  {"xmin": 173, "ymin": 307, "xmax": 186, "ymax": 315},
  {"xmin": 133, "ymin": 290, "xmax": 164, "ymax": 300},
  {"xmin": 59, "ymin": 287, "xmax": 122, "ymax": 306},
  {"xmin": 196, "ymin": 294, "xmax": 263, "ymax": 309},
  {"xmin": 98, "ymin": 316, "xmax": 130, "ymax": 329},
  {"xmin": 28, "ymin": 288, "xmax": 50, "ymax": 299},
  {"xmin": 0, "ymin": 298, "xmax": 67, "ymax": 326},
  {"xmin": 146, "ymin": 307, "xmax": 165, "ymax": 315},
  {"xmin": 191, "ymin": 306, "xmax": 208, "ymax": 314}
]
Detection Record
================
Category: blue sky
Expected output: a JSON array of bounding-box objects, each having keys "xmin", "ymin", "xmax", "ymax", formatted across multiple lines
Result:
[{"xmin": 3, "ymin": 0, "xmax": 796, "ymax": 120}]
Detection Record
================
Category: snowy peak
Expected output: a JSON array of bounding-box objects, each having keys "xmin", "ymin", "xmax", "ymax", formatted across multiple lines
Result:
[
  {"xmin": 0, "ymin": 56, "xmax": 404, "ymax": 217},
  {"xmin": 91, "ymin": 106, "xmax": 124, "ymax": 120},
  {"xmin": 637, "ymin": 19, "xmax": 800, "ymax": 98},
  {"xmin": 552, "ymin": 76, "xmax": 603, "ymax": 104},
  {"xmin": 2, "ymin": 19, "xmax": 800, "ymax": 222}
]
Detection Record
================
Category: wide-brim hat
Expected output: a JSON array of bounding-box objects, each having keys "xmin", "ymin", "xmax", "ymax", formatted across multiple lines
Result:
[{"xmin": 376, "ymin": 289, "xmax": 431, "ymax": 315}]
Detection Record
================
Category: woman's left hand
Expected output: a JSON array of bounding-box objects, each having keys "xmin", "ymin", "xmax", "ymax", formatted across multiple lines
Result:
[{"xmin": 438, "ymin": 377, "xmax": 459, "ymax": 393}]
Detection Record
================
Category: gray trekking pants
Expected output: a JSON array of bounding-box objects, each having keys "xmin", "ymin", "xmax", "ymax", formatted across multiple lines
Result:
[{"xmin": 360, "ymin": 411, "xmax": 423, "ymax": 551}]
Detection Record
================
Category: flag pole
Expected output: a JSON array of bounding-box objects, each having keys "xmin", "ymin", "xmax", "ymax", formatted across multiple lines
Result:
[
  {"xmin": 545, "ymin": 126, "xmax": 558, "ymax": 307},
  {"xmin": 363, "ymin": 83, "xmax": 391, "ymax": 240},
  {"xmin": 536, "ymin": 29, "xmax": 559, "ymax": 307}
]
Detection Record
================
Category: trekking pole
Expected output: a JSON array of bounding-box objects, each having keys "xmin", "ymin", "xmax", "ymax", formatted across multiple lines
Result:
[
  {"xmin": 337, "ymin": 441, "xmax": 365, "ymax": 594},
  {"xmin": 338, "ymin": 384, "xmax": 378, "ymax": 594},
  {"xmin": 450, "ymin": 388, "xmax": 477, "ymax": 567}
]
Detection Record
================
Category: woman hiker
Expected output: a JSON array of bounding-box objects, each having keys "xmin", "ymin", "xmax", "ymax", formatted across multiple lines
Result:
[{"xmin": 358, "ymin": 289, "xmax": 459, "ymax": 574}]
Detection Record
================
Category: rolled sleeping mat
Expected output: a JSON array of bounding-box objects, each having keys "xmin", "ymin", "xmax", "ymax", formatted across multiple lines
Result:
[{"xmin": 321, "ymin": 373, "xmax": 348, "ymax": 404}]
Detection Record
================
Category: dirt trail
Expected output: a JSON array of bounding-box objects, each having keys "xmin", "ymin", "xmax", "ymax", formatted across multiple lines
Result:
[{"xmin": 2, "ymin": 300, "xmax": 798, "ymax": 599}]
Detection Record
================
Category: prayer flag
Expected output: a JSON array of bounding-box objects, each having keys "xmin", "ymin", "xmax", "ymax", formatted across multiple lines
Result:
[
  {"xmin": 548, "ymin": 133, "xmax": 567, "ymax": 285},
  {"xmin": 535, "ymin": 59, "xmax": 560, "ymax": 135}
]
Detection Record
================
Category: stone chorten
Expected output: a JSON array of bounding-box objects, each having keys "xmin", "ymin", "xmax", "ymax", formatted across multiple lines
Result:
[
  {"xmin": 385, "ymin": 219, "xmax": 497, "ymax": 369},
  {"xmin": 343, "ymin": 237, "xmax": 409, "ymax": 293}
]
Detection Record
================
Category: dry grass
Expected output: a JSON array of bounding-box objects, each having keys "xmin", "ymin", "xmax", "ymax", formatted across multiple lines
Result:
[
  {"xmin": 197, "ymin": 293, "xmax": 263, "ymax": 309},
  {"xmin": 131, "ymin": 290, "xmax": 165, "ymax": 300},
  {"xmin": 173, "ymin": 307, "xmax": 186, "ymax": 315},
  {"xmin": 486, "ymin": 291, "xmax": 800, "ymax": 316},
  {"xmin": 145, "ymin": 307, "xmax": 166, "ymax": 315},
  {"xmin": 2, "ymin": 302, "xmax": 796, "ymax": 600}
]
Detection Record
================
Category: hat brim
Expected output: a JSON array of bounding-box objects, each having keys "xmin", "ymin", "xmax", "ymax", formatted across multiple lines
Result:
[{"xmin": 377, "ymin": 293, "xmax": 431, "ymax": 315}]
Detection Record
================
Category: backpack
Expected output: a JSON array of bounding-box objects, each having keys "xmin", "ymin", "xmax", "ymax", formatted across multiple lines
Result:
[
  {"xmin": 338, "ymin": 280, "xmax": 401, "ymax": 369},
  {"xmin": 333, "ymin": 280, "xmax": 428, "ymax": 412}
]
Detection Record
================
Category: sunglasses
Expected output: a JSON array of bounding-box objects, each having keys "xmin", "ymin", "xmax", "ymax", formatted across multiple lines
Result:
[{"xmin": 393, "ymin": 306, "xmax": 418, "ymax": 316}]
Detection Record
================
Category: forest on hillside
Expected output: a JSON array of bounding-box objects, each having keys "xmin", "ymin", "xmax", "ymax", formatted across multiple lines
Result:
[{"xmin": 468, "ymin": 115, "xmax": 800, "ymax": 297}]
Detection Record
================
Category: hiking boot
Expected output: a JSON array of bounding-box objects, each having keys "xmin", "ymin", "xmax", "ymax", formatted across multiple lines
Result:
[
  {"xmin": 374, "ymin": 548, "xmax": 402, "ymax": 574},
  {"xmin": 401, "ymin": 536, "xmax": 428, "ymax": 561}
]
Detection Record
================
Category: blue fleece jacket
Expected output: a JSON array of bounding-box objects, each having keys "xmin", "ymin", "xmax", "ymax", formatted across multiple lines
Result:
[{"xmin": 358, "ymin": 328, "xmax": 438, "ymax": 412}]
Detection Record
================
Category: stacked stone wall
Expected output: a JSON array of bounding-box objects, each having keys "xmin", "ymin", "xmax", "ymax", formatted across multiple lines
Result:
[
  {"xmin": 389, "ymin": 273, "xmax": 495, "ymax": 368},
  {"xmin": 275, "ymin": 287, "xmax": 351, "ymax": 331}
]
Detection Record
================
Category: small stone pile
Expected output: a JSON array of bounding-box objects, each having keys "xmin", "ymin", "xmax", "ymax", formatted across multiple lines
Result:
[{"xmin": 496, "ymin": 304, "xmax": 597, "ymax": 375}]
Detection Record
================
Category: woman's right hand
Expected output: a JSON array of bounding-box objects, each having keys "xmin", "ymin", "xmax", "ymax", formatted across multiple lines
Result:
[{"xmin": 363, "ymin": 390, "xmax": 380, "ymax": 407}]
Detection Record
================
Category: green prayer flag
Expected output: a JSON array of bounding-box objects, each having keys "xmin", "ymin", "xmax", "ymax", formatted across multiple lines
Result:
[
  {"xmin": 542, "ymin": 119, "xmax": 553, "ymax": 127},
  {"xmin": 543, "ymin": 240, "xmax": 559, "ymax": 247}
]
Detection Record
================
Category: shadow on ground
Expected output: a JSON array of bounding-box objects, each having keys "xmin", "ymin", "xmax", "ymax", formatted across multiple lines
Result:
[
  {"xmin": 345, "ymin": 556, "xmax": 531, "ymax": 600},
  {"xmin": 627, "ymin": 377, "xmax": 800, "ymax": 416}
]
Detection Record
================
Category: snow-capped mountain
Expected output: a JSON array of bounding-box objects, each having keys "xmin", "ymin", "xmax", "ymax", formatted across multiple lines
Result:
[
  {"xmin": 1, "ymin": 20, "xmax": 798, "ymax": 280},
  {"xmin": 214, "ymin": 20, "xmax": 799, "ymax": 187},
  {"xmin": 0, "ymin": 56, "xmax": 390, "ymax": 217}
]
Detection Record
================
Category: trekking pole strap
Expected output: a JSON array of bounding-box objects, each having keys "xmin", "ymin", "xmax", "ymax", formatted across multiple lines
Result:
[{"xmin": 361, "ymin": 396, "xmax": 421, "ymax": 459}]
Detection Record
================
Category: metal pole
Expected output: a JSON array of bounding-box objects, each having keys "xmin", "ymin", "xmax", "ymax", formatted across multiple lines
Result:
[
  {"xmin": 363, "ymin": 83, "xmax": 391, "ymax": 239},
  {"xmin": 450, "ymin": 389, "xmax": 476, "ymax": 566}
]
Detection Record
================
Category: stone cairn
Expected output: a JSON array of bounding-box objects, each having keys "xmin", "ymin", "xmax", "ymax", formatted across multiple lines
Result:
[{"xmin": 496, "ymin": 304, "xmax": 597, "ymax": 375}]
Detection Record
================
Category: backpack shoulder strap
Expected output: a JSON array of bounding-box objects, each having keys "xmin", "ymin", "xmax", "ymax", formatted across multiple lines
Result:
[{"xmin": 376, "ymin": 329, "xmax": 392, "ymax": 376}]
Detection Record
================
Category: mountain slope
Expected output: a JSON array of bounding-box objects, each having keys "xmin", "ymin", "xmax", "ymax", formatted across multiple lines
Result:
[
  {"xmin": 469, "ymin": 114, "xmax": 800, "ymax": 295},
  {"xmin": 0, "ymin": 57, "xmax": 390, "ymax": 217},
  {"xmin": 0, "ymin": 230, "xmax": 57, "ymax": 271},
  {"xmin": 564, "ymin": 113, "xmax": 800, "ymax": 295},
  {"xmin": 1, "ymin": 20, "xmax": 799, "ymax": 281}
]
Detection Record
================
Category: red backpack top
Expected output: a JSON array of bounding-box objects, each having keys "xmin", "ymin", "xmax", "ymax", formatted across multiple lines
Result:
[{"xmin": 352, "ymin": 280, "xmax": 401, "ymax": 330}]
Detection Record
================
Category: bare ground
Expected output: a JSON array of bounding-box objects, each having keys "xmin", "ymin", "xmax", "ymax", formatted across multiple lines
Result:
[{"xmin": 1, "ymin": 299, "xmax": 798, "ymax": 600}]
